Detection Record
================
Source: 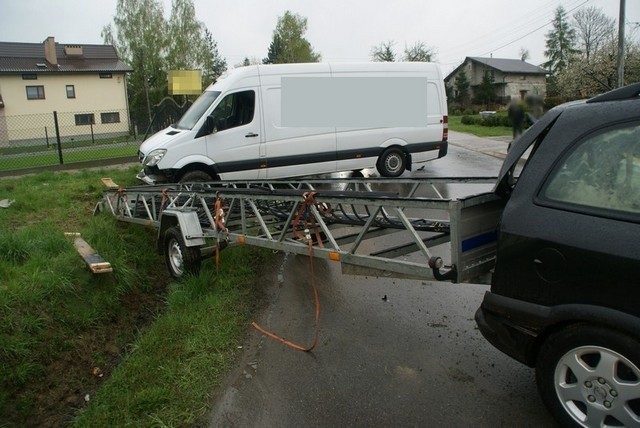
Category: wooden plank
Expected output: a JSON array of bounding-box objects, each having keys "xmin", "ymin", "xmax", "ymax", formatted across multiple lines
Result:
[
  {"xmin": 65, "ymin": 233, "xmax": 113, "ymax": 274},
  {"xmin": 101, "ymin": 178, "xmax": 119, "ymax": 189}
]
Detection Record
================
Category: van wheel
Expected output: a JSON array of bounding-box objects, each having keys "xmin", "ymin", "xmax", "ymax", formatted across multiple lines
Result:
[
  {"xmin": 536, "ymin": 325, "xmax": 640, "ymax": 427},
  {"xmin": 377, "ymin": 147, "xmax": 406, "ymax": 177},
  {"xmin": 179, "ymin": 170, "xmax": 213, "ymax": 183},
  {"xmin": 164, "ymin": 226, "xmax": 201, "ymax": 278}
]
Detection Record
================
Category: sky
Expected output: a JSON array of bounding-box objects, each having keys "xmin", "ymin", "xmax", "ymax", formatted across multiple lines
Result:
[{"xmin": 1, "ymin": 0, "xmax": 638, "ymax": 75}]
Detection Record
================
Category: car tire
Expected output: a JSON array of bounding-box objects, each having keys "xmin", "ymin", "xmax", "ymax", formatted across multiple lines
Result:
[
  {"xmin": 536, "ymin": 324, "xmax": 640, "ymax": 427},
  {"xmin": 164, "ymin": 226, "xmax": 201, "ymax": 278},
  {"xmin": 377, "ymin": 147, "xmax": 406, "ymax": 177},
  {"xmin": 179, "ymin": 170, "xmax": 213, "ymax": 183}
]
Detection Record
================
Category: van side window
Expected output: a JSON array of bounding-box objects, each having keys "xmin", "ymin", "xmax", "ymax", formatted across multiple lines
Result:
[
  {"xmin": 541, "ymin": 123, "xmax": 640, "ymax": 215},
  {"xmin": 212, "ymin": 90, "xmax": 255, "ymax": 132}
]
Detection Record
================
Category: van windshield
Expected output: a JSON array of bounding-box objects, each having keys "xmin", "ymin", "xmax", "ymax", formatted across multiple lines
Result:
[{"xmin": 175, "ymin": 91, "xmax": 221, "ymax": 130}]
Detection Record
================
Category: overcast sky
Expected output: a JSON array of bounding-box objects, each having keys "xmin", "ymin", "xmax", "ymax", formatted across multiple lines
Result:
[{"xmin": 1, "ymin": 0, "xmax": 638, "ymax": 75}]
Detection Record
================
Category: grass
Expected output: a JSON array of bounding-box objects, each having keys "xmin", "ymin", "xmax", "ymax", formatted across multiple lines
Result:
[
  {"xmin": 448, "ymin": 115, "xmax": 513, "ymax": 138},
  {"xmin": 0, "ymin": 144, "xmax": 139, "ymax": 172},
  {"xmin": 0, "ymin": 135, "xmax": 134, "ymax": 157},
  {"xmin": 0, "ymin": 167, "xmax": 268, "ymax": 427},
  {"xmin": 74, "ymin": 249, "xmax": 266, "ymax": 427}
]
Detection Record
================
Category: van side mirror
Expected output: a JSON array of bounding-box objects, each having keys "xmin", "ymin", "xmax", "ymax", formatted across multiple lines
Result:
[{"xmin": 206, "ymin": 115, "xmax": 217, "ymax": 134}]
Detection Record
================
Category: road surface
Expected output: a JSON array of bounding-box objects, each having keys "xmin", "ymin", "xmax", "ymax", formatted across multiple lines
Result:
[{"xmin": 208, "ymin": 144, "xmax": 558, "ymax": 427}]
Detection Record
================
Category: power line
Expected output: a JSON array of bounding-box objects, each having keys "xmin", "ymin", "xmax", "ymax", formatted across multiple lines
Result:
[{"xmin": 476, "ymin": 0, "xmax": 589, "ymax": 58}]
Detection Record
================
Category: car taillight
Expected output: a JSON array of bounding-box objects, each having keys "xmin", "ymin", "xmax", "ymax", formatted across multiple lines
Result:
[{"xmin": 442, "ymin": 115, "xmax": 448, "ymax": 141}]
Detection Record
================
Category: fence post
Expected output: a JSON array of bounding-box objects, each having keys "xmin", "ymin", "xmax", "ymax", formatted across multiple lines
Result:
[
  {"xmin": 53, "ymin": 111, "xmax": 63, "ymax": 165},
  {"xmin": 90, "ymin": 121, "xmax": 95, "ymax": 144},
  {"xmin": 45, "ymin": 126, "xmax": 49, "ymax": 148}
]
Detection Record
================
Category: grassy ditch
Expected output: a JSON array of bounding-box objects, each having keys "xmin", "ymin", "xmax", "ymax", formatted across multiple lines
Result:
[
  {"xmin": 0, "ymin": 167, "xmax": 267, "ymax": 426},
  {"xmin": 448, "ymin": 115, "xmax": 513, "ymax": 137}
]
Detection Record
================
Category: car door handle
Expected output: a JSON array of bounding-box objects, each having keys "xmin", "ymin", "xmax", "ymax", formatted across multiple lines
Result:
[{"xmin": 245, "ymin": 132, "xmax": 259, "ymax": 138}]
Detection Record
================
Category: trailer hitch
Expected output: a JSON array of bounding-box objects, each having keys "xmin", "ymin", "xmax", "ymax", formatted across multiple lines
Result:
[{"xmin": 428, "ymin": 257, "xmax": 457, "ymax": 282}]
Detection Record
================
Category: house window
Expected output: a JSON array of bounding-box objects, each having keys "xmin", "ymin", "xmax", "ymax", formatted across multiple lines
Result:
[
  {"xmin": 26, "ymin": 86, "xmax": 45, "ymax": 100},
  {"xmin": 99, "ymin": 73, "xmax": 112, "ymax": 79},
  {"xmin": 101, "ymin": 112, "xmax": 120, "ymax": 124},
  {"xmin": 22, "ymin": 74, "xmax": 37, "ymax": 80},
  {"xmin": 66, "ymin": 85, "xmax": 76, "ymax": 99},
  {"xmin": 75, "ymin": 113, "xmax": 95, "ymax": 126}
]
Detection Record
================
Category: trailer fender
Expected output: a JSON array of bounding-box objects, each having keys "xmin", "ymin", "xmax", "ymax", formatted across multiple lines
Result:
[{"xmin": 157, "ymin": 209, "xmax": 206, "ymax": 254}]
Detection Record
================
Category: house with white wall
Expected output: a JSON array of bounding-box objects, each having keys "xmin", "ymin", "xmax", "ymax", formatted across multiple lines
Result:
[{"xmin": 0, "ymin": 36, "xmax": 132, "ymax": 147}]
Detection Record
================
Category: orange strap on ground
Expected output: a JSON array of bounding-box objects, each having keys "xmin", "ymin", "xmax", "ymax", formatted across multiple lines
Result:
[{"xmin": 251, "ymin": 240, "xmax": 321, "ymax": 352}]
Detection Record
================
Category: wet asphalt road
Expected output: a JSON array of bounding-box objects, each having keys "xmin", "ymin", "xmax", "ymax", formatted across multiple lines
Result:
[{"xmin": 208, "ymin": 145, "xmax": 559, "ymax": 427}]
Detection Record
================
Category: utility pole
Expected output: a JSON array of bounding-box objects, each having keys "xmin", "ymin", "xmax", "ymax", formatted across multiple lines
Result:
[{"xmin": 617, "ymin": 0, "xmax": 626, "ymax": 88}]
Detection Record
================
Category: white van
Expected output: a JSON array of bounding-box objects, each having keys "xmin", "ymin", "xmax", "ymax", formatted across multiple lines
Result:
[{"xmin": 137, "ymin": 62, "xmax": 448, "ymax": 183}]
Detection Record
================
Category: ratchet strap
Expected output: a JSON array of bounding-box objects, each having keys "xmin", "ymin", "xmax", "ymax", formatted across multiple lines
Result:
[
  {"xmin": 291, "ymin": 192, "xmax": 328, "ymax": 248},
  {"xmin": 213, "ymin": 196, "xmax": 227, "ymax": 268},
  {"xmin": 251, "ymin": 237, "xmax": 320, "ymax": 352}
]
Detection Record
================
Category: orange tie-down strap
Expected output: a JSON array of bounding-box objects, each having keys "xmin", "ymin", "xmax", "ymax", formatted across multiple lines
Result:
[
  {"xmin": 213, "ymin": 196, "xmax": 228, "ymax": 269},
  {"xmin": 251, "ymin": 240, "xmax": 320, "ymax": 352},
  {"xmin": 291, "ymin": 191, "xmax": 331, "ymax": 248},
  {"xmin": 251, "ymin": 192, "xmax": 328, "ymax": 352}
]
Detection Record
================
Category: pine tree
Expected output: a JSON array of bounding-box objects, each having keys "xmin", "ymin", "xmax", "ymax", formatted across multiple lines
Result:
[{"xmin": 543, "ymin": 6, "xmax": 579, "ymax": 74}]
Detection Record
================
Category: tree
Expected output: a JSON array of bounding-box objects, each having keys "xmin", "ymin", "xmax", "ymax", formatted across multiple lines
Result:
[
  {"xmin": 262, "ymin": 11, "xmax": 321, "ymax": 64},
  {"xmin": 543, "ymin": 6, "xmax": 579, "ymax": 74},
  {"xmin": 201, "ymin": 28, "xmax": 227, "ymax": 86},
  {"xmin": 370, "ymin": 41, "xmax": 396, "ymax": 62},
  {"xmin": 103, "ymin": 0, "xmax": 227, "ymax": 125},
  {"xmin": 573, "ymin": 6, "xmax": 615, "ymax": 62},
  {"xmin": 474, "ymin": 71, "xmax": 496, "ymax": 107},
  {"xmin": 519, "ymin": 47, "xmax": 530, "ymax": 62},
  {"xmin": 453, "ymin": 69, "xmax": 470, "ymax": 106},
  {"xmin": 263, "ymin": 34, "xmax": 282, "ymax": 64},
  {"xmin": 555, "ymin": 33, "xmax": 640, "ymax": 99},
  {"xmin": 403, "ymin": 42, "xmax": 435, "ymax": 62},
  {"xmin": 166, "ymin": 0, "xmax": 204, "ymax": 70},
  {"xmin": 235, "ymin": 57, "xmax": 261, "ymax": 68},
  {"xmin": 102, "ymin": 0, "xmax": 167, "ymax": 124},
  {"xmin": 549, "ymin": 7, "xmax": 638, "ymax": 99}
]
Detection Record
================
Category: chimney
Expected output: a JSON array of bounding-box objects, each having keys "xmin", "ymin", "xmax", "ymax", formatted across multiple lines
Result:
[{"xmin": 44, "ymin": 36, "xmax": 57, "ymax": 65}]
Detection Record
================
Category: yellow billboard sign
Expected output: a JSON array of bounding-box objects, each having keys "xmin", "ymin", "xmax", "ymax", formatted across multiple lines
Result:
[{"xmin": 168, "ymin": 70, "xmax": 202, "ymax": 95}]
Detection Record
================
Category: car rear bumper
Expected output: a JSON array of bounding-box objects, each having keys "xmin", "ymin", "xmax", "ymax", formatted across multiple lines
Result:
[{"xmin": 475, "ymin": 292, "xmax": 549, "ymax": 367}]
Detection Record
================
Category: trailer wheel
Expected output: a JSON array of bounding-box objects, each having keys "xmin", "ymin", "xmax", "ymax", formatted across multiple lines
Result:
[
  {"xmin": 164, "ymin": 226, "xmax": 201, "ymax": 278},
  {"xmin": 377, "ymin": 147, "xmax": 406, "ymax": 177}
]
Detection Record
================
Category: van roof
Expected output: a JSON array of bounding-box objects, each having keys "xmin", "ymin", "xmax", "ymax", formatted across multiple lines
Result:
[{"xmin": 208, "ymin": 62, "xmax": 442, "ymax": 91}]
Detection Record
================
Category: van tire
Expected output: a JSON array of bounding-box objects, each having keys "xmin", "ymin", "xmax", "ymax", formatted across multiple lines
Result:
[
  {"xmin": 377, "ymin": 147, "xmax": 406, "ymax": 177},
  {"xmin": 179, "ymin": 170, "xmax": 213, "ymax": 183}
]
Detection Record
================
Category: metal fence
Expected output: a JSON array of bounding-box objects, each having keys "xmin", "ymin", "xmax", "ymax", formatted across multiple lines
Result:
[
  {"xmin": 0, "ymin": 108, "xmax": 141, "ymax": 174},
  {"xmin": 0, "ymin": 99, "xmax": 194, "ymax": 175}
]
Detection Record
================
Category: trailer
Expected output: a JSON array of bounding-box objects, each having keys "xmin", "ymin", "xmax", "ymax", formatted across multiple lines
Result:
[{"xmin": 96, "ymin": 177, "xmax": 504, "ymax": 283}]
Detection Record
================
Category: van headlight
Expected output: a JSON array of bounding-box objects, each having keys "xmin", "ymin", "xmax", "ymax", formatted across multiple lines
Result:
[{"xmin": 143, "ymin": 149, "xmax": 167, "ymax": 167}]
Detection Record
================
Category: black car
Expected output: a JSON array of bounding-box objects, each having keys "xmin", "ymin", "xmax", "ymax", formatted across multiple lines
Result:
[{"xmin": 476, "ymin": 83, "xmax": 640, "ymax": 427}]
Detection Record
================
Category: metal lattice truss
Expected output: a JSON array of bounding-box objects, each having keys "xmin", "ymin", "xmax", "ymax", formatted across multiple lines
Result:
[{"xmin": 98, "ymin": 177, "xmax": 504, "ymax": 283}]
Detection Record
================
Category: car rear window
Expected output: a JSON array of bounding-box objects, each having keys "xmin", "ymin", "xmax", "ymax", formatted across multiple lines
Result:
[{"xmin": 542, "ymin": 122, "xmax": 640, "ymax": 216}]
